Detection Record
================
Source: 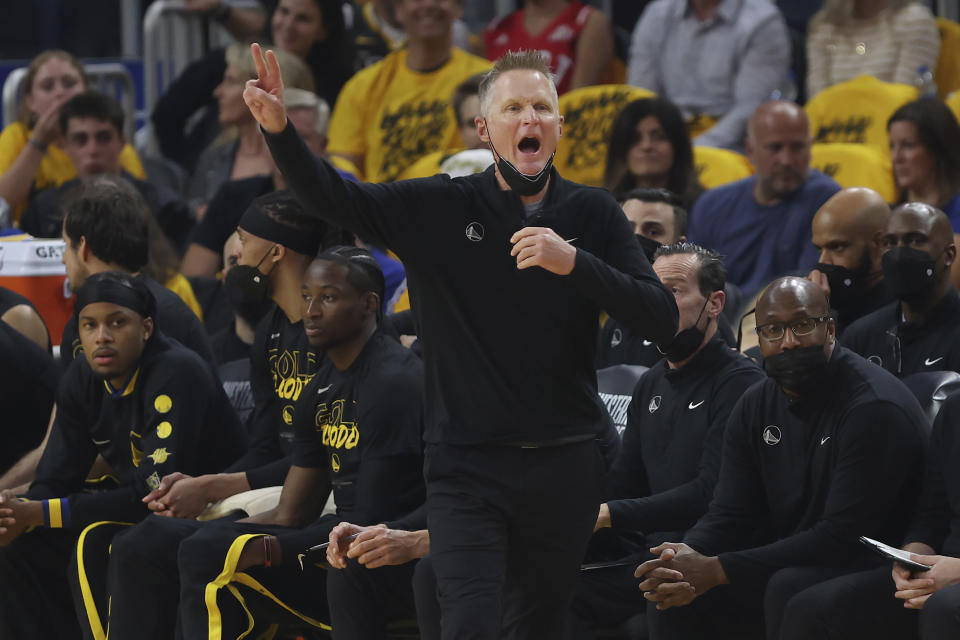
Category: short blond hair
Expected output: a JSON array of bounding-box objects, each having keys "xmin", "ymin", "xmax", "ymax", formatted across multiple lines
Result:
[
  {"xmin": 283, "ymin": 88, "xmax": 330, "ymax": 136},
  {"xmin": 478, "ymin": 50, "xmax": 557, "ymax": 116}
]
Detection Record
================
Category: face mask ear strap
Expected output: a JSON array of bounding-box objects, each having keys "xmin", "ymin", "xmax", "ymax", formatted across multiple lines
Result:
[
  {"xmin": 254, "ymin": 244, "xmax": 279, "ymax": 271},
  {"xmin": 736, "ymin": 306, "xmax": 757, "ymax": 353}
]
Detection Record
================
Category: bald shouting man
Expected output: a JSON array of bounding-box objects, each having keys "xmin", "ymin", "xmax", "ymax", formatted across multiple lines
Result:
[
  {"xmin": 635, "ymin": 276, "xmax": 926, "ymax": 640},
  {"xmin": 687, "ymin": 101, "xmax": 840, "ymax": 298},
  {"xmin": 844, "ymin": 203, "xmax": 960, "ymax": 377},
  {"xmin": 808, "ymin": 187, "xmax": 893, "ymax": 335}
]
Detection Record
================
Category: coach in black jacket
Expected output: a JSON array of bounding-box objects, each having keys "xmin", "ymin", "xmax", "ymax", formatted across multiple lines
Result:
[{"xmin": 245, "ymin": 44, "xmax": 678, "ymax": 640}]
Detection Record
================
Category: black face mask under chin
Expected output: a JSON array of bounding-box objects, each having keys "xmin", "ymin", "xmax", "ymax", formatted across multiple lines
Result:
[
  {"xmin": 636, "ymin": 234, "xmax": 661, "ymax": 263},
  {"xmin": 485, "ymin": 120, "xmax": 555, "ymax": 197},
  {"xmin": 882, "ymin": 246, "xmax": 941, "ymax": 303},
  {"xmin": 661, "ymin": 297, "xmax": 709, "ymax": 363},
  {"xmin": 764, "ymin": 344, "xmax": 830, "ymax": 395},
  {"xmin": 816, "ymin": 250, "xmax": 873, "ymax": 314}
]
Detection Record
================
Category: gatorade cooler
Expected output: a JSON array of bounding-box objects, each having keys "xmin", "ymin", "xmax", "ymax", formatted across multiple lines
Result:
[{"xmin": 0, "ymin": 235, "xmax": 72, "ymax": 346}]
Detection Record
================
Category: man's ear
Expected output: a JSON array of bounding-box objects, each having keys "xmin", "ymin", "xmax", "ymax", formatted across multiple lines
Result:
[
  {"xmin": 78, "ymin": 236, "xmax": 90, "ymax": 263},
  {"xmin": 271, "ymin": 244, "xmax": 286, "ymax": 265},
  {"xmin": 708, "ymin": 289, "xmax": 725, "ymax": 319},
  {"xmin": 945, "ymin": 242, "xmax": 956, "ymax": 268},
  {"xmin": 142, "ymin": 316, "xmax": 155, "ymax": 341},
  {"xmin": 476, "ymin": 116, "xmax": 489, "ymax": 143},
  {"xmin": 365, "ymin": 292, "xmax": 380, "ymax": 317}
]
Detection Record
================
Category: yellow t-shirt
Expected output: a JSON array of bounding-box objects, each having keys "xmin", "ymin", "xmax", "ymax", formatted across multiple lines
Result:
[
  {"xmin": 804, "ymin": 75, "xmax": 918, "ymax": 154},
  {"xmin": 328, "ymin": 48, "xmax": 490, "ymax": 183},
  {"xmin": 810, "ymin": 142, "xmax": 897, "ymax": 203},
  {"xmin": 164, "ymin": 272, "xmax": 204, "ymax": 321},
  {"xmin": 0, "ymin": 121, "xmax": 146, "ymax": 223}
]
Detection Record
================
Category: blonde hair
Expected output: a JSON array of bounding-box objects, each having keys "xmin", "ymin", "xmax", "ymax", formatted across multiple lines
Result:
[
  {"xmin": 18, "ymin": 49, "xmax": 88, "ymax": 127},
  {"xmin": 224, "ymin": 43, "xmax": 315, "ymax": 93},
  {"xmin": 283, "ymin": 88, "xmax": 330, "ymax": 136},
  {"xmin": 478, "ymin": 50, "xmax": 557, "ymax": 116}
]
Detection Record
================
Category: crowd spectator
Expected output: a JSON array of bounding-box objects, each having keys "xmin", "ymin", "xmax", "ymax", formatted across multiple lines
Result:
[
  {"xmin": 0, "ymin": 50, "xmax": 144, "ymax": 224},
  {"xmin": 638, "ymin": 276, "xmax": 925, "ymax": 640},
  {"xmin": 688, "ymin": 101, "xmax": 840, "ymax": 298},
  {"xmin": 351, "ymin": 0, "xmax": 475, "ymax": 70},
  {"xmin": 572, "ymin": 243, "xmax": 764, "ymax": 638},
  {"xmin": 844, "ymin": 203, "xmax": 960, "ymax": 377},
  {"xmin": 397, "ymin": 73, "xmax": 493, "ymax": 180},
  {"xmin": 326, "ymin": 0, "xmax": 490, "ymax": 182},
  {"xmin": 604, "ymin": 97, "xmax": 704, "ymax": 210},
  {"xmin": 0, "ymin": 271, "xmax": 244, "ymax": 639},
  {"xmin": 483, "ymin": 0, "xmax": 614, "ymax": 95},
  {"xmin": 186, "ymin": 43, "xmax": 314, "ymax": 217},
  {"xmin": 887, "ymin": 98, "xmax": 960, "ymax": 290},
  {"xmin": 21, "ymin": 91, "xmax": 192, "ymax": 253},
  {"xmin": 152, "ymin": 0, "xmax": 348, "ymax": 173},
  {"xmin": 806, "ymin": 0, "xmax": 939, "ymax": 99},
  {"xmin": 182, "ymin": 87, "xmax": 346, "ymax": 278},
  {"xmin": 808, "ymin": 187, "xmax": 893, "ymax": 335},
  {"xmin": 626, "ymin": 0, "xmax": 790, "ymax": 151}
]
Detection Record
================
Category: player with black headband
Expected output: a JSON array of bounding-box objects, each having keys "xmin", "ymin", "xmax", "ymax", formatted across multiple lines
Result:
[
  {"xmin": 0, "ymin": 176, "xmax": 217, "ymax": 497},
  {"xmin": 139, "ymin": 190, "xmax": 336, "ymax": 516},
  {"xmin": 0, "ymin": 272, "xmax": 244, "ymax": 639},
  {"xmin": 107, "ymin": 247, "xmax": 425, "ymax": 640},
  {"xmin": 59, "ymin": 176, "xmax": 214, "ymax": 367},
  {"xmin": 245, "ymin": 44, "xmax": 678, "ymax": 639}
]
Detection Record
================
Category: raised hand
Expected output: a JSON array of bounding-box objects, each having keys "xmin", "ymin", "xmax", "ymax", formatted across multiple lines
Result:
[{"xmin": 243, "ymin": 42, "xmax": 287, "ymax": 134}]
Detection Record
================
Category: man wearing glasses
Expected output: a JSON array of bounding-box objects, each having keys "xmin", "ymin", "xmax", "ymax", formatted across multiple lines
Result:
[{"xmin": 633, "ymin": 276, "xmax": 926, "ymax": 640}]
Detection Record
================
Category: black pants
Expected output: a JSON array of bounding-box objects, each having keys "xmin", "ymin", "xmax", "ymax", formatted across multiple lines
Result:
[
  {"xmin": 107, "ymin": 516, "xmax": 206, "ymax": 640},
  {"xmin": 565, "ymin": 557, "xmax": 649, "ymax": 639},
  {"xmin": 69, "ymin": 521, "xmax": 132, "ymax": 640},
  {"xmin": 327, "ymin": 557, "xmax": 418, "ymax": 639},
  {"xmin": 0, "ymin": 527, "xmax": 82, "ymax": 639},
  {"xmin": 176, "ymin": 520, "xmax": 331, "ymax": 640},
  {"xmin": 648, "ymin": 565, "xmax": 865, "ymax": 640},
  {"xmin": 422, "ymin": 439, "xmax": 604, "ymax": 640}
]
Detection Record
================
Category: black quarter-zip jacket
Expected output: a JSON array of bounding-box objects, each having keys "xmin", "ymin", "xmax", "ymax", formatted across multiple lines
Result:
[
  {"xmin": 683, "ymin": 346, "xmax": 926, "ymax": 586},
  {"xmin": 27, "ymin": 333, "xmax": 245, "ymax": 529},
  {"xmin": 843, "ymin": 289, "xmax": 960, "ymax": 376},
  {"xmin": 265, "ymin": 122, "xmax": 678, "ymax": 445},
  {"xmin": 606, "ymin": 335, "xmax": 765, "ymax": 541},
  {"xmin": 905, "ymin": 391, "xmax": 960, "ymax": 557}
]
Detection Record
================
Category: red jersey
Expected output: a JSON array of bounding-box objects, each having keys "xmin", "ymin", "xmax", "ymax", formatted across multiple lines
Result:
[{"xmin": 484, "ymin": 1, "xmax": 593, "ymax": 95}]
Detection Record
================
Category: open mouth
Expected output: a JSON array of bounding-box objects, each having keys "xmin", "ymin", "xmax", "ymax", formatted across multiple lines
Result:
[{"xmin": 518, "ymin": 137, "xmax": 540, "ymax": 154}]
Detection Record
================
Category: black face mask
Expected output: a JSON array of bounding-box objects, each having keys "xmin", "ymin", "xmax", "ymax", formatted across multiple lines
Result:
[
  {"xmin": 485, "ymin": 120, "xmax": 555, "ymax": 197},
  {"xmin": 881, "ymin": 246, "xmax": 939, "ymax": 303},
  {"xmin": 661, "ymin": 297, "xmax": 709, "ymax": 363},
  {"xmin": 636, "ymin": 234, "xmax": 661, "ymax": 263},
  {"xmin": 815, "ymin": 249, "xmax": 873, "ymax": 314},
  {"xmin": 764, "ymin": 344, "xmax": 829, "ymax": 395},
  {"xmin": 223, "ymin": 245, "xmax": 276, "ymax": 324}
]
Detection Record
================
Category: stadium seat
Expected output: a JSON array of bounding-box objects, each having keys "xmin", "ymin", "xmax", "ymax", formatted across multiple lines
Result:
[
  {"xmin": 947, "ymin": 90, "xmax": 960, "ymax": 125},
  {"xmin": 901, "ymin": 370, "xmax": 960, "ymax": 432},
  {"xmin": 805, "ymin": 75, "xmax": 918, "ymax": 154},
  {"xmin": 810, "ymin": 143, "xmax": 898, "ymax": 203},
  {"xmin": 936, "ymin": 18, "xmax": 960, "ymax": 100},
  {"xmin": 597, "ymin": 364, "xmax": 649, "ymax": 436},
  {"xmin": 556, "ymin": 84, "xmax": 656, "ymax": 187},
  {"xmin": 693, "ymin": 146, "xmax": 753, "ymax": 190}
]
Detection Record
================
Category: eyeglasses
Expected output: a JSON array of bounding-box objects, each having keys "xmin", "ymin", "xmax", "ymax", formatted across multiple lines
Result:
[{"xmin": 755, "ymin": 316, "xmax": 829, "ymax": 341}]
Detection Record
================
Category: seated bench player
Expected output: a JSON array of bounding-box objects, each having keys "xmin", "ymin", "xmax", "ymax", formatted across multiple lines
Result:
[
  {"xmin": 105, "ymin": 247, "xmax": 425, "ymax": 640},
  {"xmin": 0, "ymin": 271, "xmax": 244, "ymax": 639}
]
